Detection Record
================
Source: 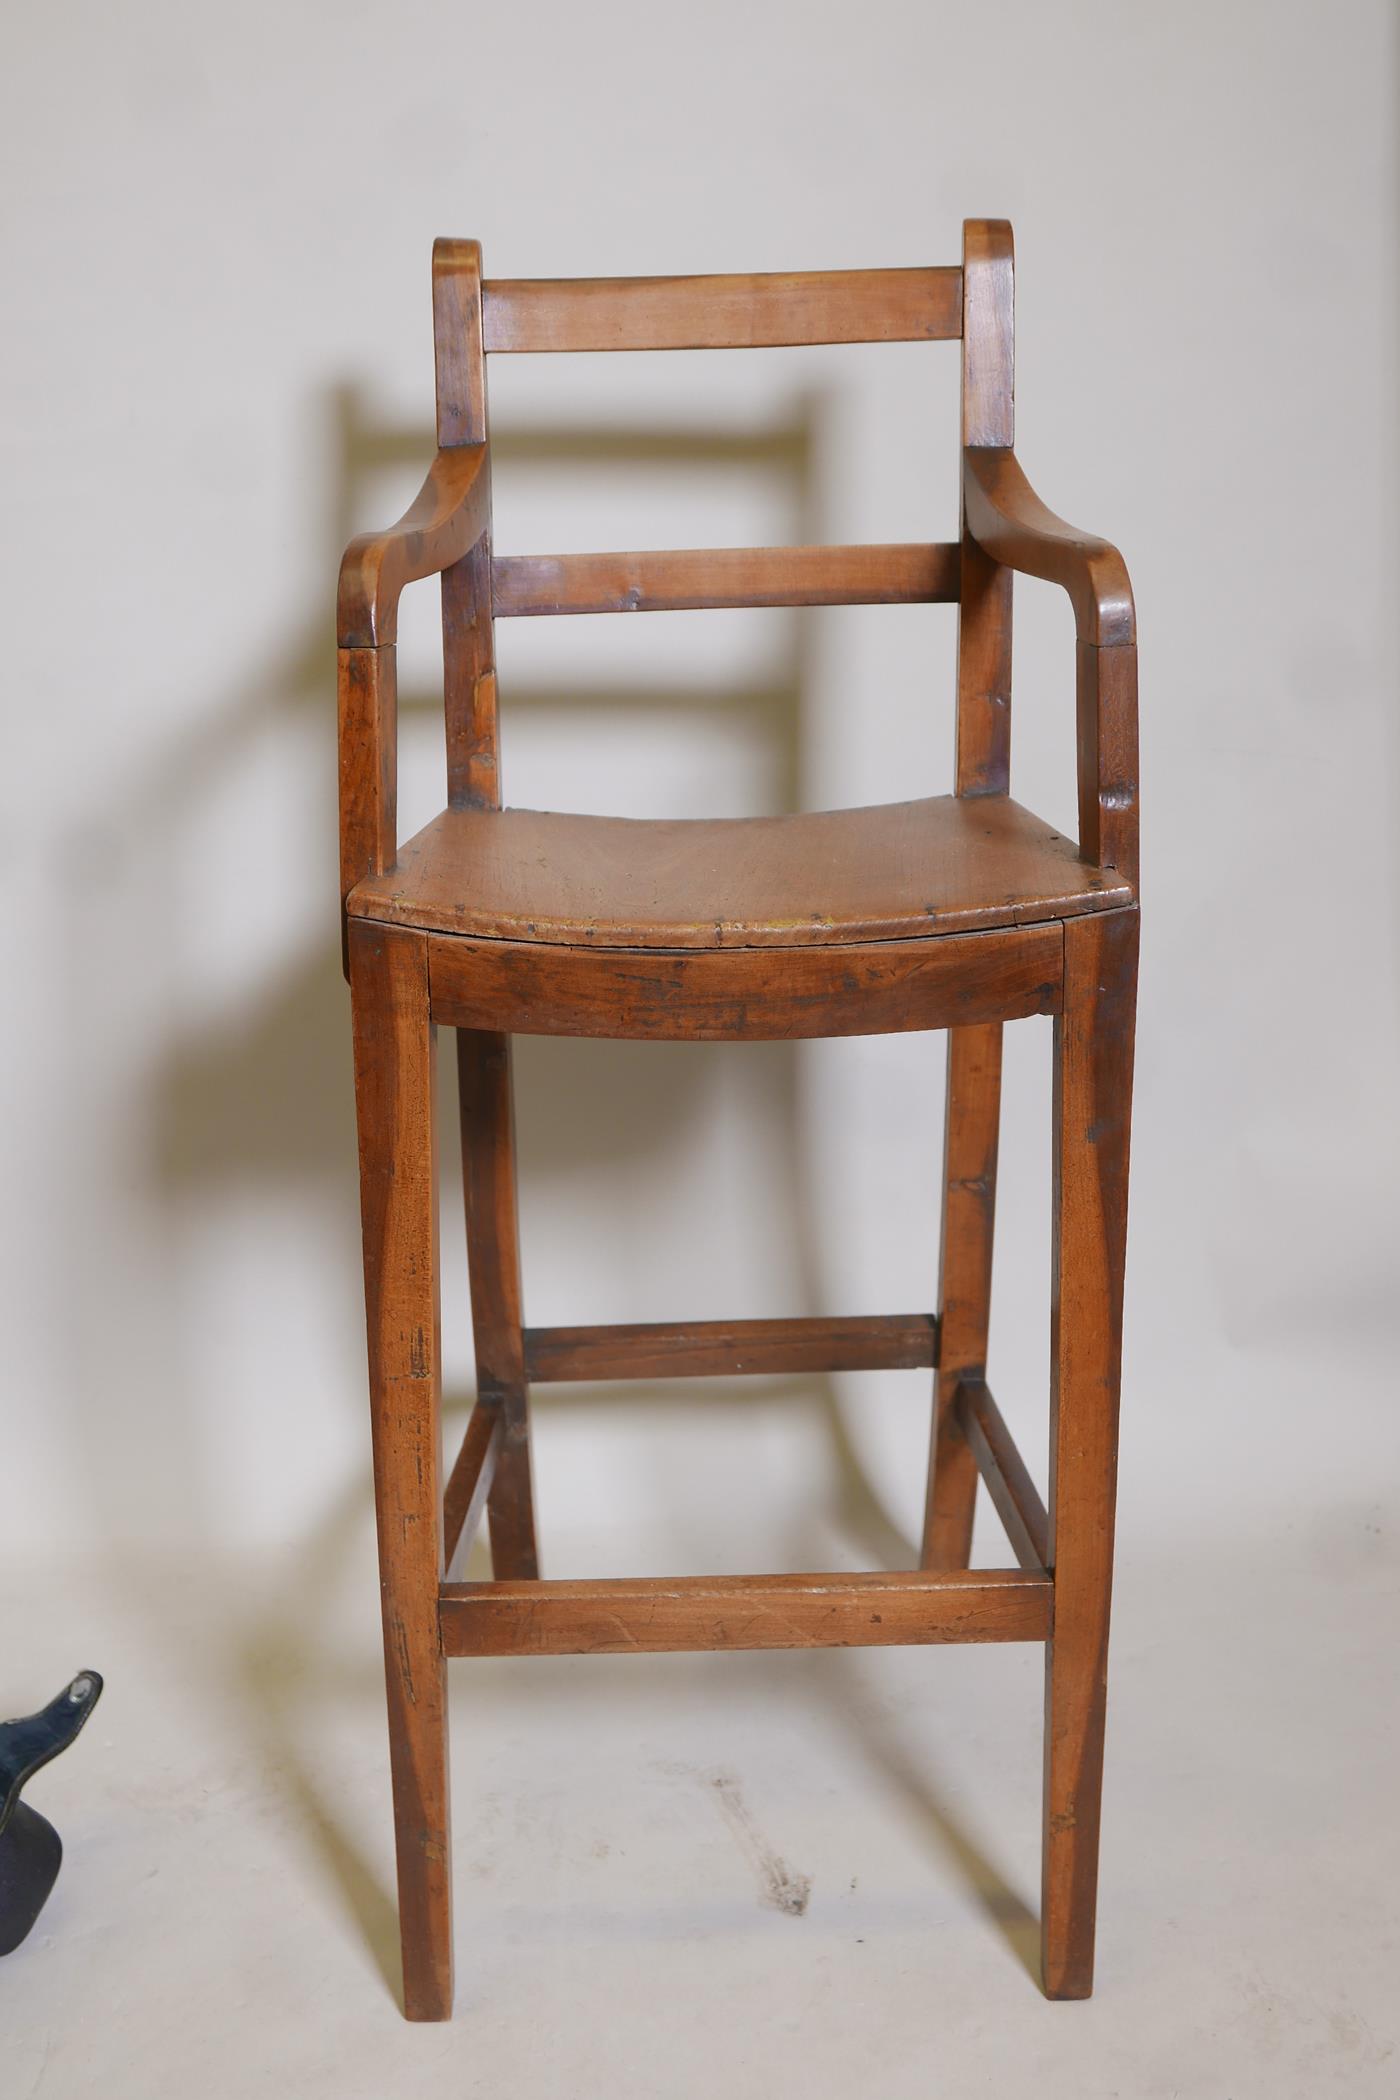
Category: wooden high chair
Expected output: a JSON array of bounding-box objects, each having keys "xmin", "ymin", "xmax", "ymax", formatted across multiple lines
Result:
[{"xmin": 338, "ymin": 221, "xmax": 1138, "ymax": 2020}]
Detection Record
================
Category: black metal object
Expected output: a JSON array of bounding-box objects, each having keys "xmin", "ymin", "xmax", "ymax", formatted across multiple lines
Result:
[{"xmin": 0, "ymin": 1671, "xmax": 104, "ymax": 1954}]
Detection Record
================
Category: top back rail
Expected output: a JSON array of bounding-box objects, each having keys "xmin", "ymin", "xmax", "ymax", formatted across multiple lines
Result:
[
  {"xmin": 461, "ymin": 264, "xmax": 972, "ymax": 622},
  {"xmin": 480, "ymin": 266, "xmax": 964, "ymax": 354}
]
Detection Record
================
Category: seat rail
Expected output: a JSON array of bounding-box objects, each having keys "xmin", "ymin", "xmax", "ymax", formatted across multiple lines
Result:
[{"xmin": 426, "ymin": 922, "xmax": 1063, "ymax": 1042}]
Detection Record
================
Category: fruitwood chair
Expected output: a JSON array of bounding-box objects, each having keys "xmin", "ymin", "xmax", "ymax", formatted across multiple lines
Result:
[{"xmin": 338, "ymin": 220, "xmax": 1138, "ymax": 2021}]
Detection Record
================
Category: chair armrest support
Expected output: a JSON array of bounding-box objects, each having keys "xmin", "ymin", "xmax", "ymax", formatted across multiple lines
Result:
[
  {"xmin": 962, "ymin": 447, "xmax": 1134, "ymax": 648},
  {"xmin": 337, "ymin": 445, "xmax": 490, "ymax": 647},
  {"xmin": 337, "ymin": 445, "xmax": 490, "ymax": 968},
  {"xmin": 963, "ymin": 446, "xmax": 1138, "ymax": 885}
]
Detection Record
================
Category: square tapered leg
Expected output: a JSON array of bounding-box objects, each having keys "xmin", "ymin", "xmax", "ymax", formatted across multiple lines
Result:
[
  {"xmin": 350, "ymin": 921, "xmax": 453, "ymax": 2021},
  {"xmin": 1041, "ymin": 908, "xmax": 1138, "ymax": 1998}
]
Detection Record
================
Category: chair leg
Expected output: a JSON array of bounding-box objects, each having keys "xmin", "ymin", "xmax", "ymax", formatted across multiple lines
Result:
[
  {"xmin": 922, "ymin": 1023, "xmax": 1003, "ymax": 1568},
  {"xmin": 1042, "ymin": 909, "xmax": 1138, "ymax": 1998},
  {"xmin": 348, "ymin": 922, "xmax": 454, "ymax": 2022},
  {"xmin": 457, "ymin": 1029, "xmax": 540, "ymax": 1580}
]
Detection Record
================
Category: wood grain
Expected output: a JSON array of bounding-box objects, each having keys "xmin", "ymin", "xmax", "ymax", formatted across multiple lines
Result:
[
  {"xmin": 348, "ymin": 921, "xmax": 452, "ymax": 2022},
  {"xmin": 491, "ymin": 543, "xmax": 960, "ymax": 617},
  {"xmin": 433, "ymin": 238, "xmax": 487, "ymax": 448},
  {"xmin": 441, "ymin": 1397, "xmax": 502, "ymax": 1580},
  {"xmin": 338, "ymin": 646, "xmax": 397, "ymax": 922},
  {"xmin": 962, "ymin": 447, "xmax": 1134, "ymax": 650},
  {"xmin": 456, "ymin": 1030, "xmax": 540, "ymax": 1581},
  {"xmin": 349, "ymin": 796, "xmax": 1131, "ymax": 953},
  {"xmin": 1077, "ymin": 639, "xmax": 1139, "ymax": 887},
  {"xmin": 952, "ymin": 539, "xmax": 1013, "ymax": 798},
  {"xmin": 955, "ymin": 1378, "xmax": 1049, "ymax": 1573},
  {"xmin": 434, "ymin": 241, "xmax": 502, "ymax": 812},
  {"xmin": 439, "ymin": 1568, "xmax": 1050, "ymax": 1657},
  {"xmin": 1042, "ymin": 906, "xmax": 1138, "ymax": 1999},
  {"xmin": 337, "ymin": 446, "xmax": 490, "ymax": 648},
  {"xmin": 524, "ymin": 1313, "xmax": 939, "ymax": 1383},
  {"xmin": 427, "ymin": 924, "xmax": 1061, "ymax": 1044},
  {"xmin": 922, "ymin": 1024, "xmax": 1003, "ymax": 1568},
  {"xmin": 960, "ymin": 436, "xmax": 1138, "ymax": 886},
  {"xmin": 481, "ymin": 267, "xmax": 963, "ymax": 353},
  {"xmin": 954, "ymin": 219, "xmax": 1015, "ymax": 795},
  {"xmin": 921, "ymin": 221, "xmax": 1020, "ymax": 1571},
  {"xmin": 961, "ymin": 219, "xmax": 1014, "ymax": 450}
]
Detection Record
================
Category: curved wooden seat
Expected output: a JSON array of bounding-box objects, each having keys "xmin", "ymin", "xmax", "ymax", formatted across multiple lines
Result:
[{"xmin": 347, "ymin": 793, "xmax": 1131, "ymax": 950}]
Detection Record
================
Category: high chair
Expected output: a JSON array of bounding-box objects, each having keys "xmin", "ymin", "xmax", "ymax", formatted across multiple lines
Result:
[{"xmin": 338, "ymin": 220, "xmax": 1138, "ymax": 2019}]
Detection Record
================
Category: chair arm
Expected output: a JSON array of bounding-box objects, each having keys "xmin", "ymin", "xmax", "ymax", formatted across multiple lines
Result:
[
  {"xmin": 337, "ymin": 445, "xmax": 489, "ymax": 964},
  {"xmin": 962, "ymin": 446, "xmax": 1134, "ymax": 649},
  {"xmin": 337, "ymin": 444, "xmax": 490, "ymax": 647},
  {"xmin": 963, "ymin": 446, "xmax": 1138, "ymax": 884}
]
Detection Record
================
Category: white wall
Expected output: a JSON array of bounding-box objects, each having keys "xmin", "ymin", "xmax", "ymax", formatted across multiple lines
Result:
[{"xmin": 3, "ymin": 1, "xmax": 1396, "ymax": 1571}]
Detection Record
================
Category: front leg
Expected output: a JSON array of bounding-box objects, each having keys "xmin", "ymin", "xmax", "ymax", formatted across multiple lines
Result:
[
  {"xmin": 350, "ymin": 921, "xmax": 454, "ymax": 2020},
  {"xmin": 1042, "ymin": 907, "xmax": 1138, "ymax": 1997}
]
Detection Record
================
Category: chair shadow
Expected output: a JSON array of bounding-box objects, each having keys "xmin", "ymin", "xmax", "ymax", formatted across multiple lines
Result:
[
  {"xmin": 813, "ymin": 1651, "xmax": 1041, "ymax": 1984},
  {"xmin": 125, "ymin": 377, "xmax": 1033, "ymax": 2004},
  {"xmin": 229, "ymin": 1472, "xmax": 404, "ymax": 2002}
]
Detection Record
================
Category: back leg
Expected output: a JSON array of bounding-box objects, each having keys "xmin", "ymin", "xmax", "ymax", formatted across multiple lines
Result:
[
  {"xmin": 928, "ymin": 221, "xmax": 1015, "ymax": 1568},
  {"xmin": 457, "ymin": 1028, "xmax": 540, "ymax": 1579},
  {"xmin": 922, "ymin": 1022, "xmax": 1003, "ymax": 1568}
]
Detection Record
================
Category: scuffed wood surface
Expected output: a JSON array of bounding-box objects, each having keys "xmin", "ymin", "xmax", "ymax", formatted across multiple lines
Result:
[
  {"xmin": 492, "ymin": 542, "xmax": 959, "ymax": 616},
  {"xmin": 525, "ymin": 1312, "xmax": 939, "ymax": 1383},
  {"xmin": 440, "ymin": 1568, "xmax": 1051, "ymax": 1656},
  {"xmin": 426, "ymin": 922, "xmax": 1062, "ymax": 1043},
  {"xmin": 348, "ymin": 921, "xmax": 453, "ymax": 2021},
  {"xmin": 350, "ymin": 796, "xmax": 1131, "ymax": 951},
  {"xmin": 1043, "ymin": 906, "xmax": 1138, "ymax": 1998}
]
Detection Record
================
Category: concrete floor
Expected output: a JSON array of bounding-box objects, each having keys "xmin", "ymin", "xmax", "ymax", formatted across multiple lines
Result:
[{"xmin": 5, "ymin": 1474, "xmax": 1398, "ymax": 2097}]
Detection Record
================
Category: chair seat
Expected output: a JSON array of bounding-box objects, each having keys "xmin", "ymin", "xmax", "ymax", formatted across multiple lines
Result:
[{"xmin": 347, "ymin": 794, "xmax": 1133, "ymax": 949}]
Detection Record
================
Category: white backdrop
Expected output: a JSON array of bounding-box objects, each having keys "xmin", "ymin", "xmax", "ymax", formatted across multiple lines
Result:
[
  {"xmin": 4, "ymin": 10, "xmax": 1400, "ymax": 2096},
  {"xmin": 3, "ymin": 0, "xmax": 1397, "ymax": 1583}
]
